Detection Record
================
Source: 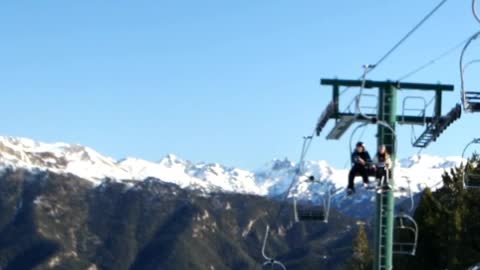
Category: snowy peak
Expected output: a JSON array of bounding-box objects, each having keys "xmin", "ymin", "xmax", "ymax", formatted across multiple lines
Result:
[
  {"xmin": 0, "ymin": 135, "xmax": 466, "ymax": 199},
  {"xmin": 158, "ymin": 154, "xmax": 186, "ymax": 167},
  {"xmin": 253, "ymin": 159, "xmax": 337, "ymax": 199},
  {"xmin": 398, "ymin": 154, "xmax": 464, "ymax": 169},
  {"xmin": 0, "ymin": 136, "xmax": 263, "ymax": 194},
  {"xmin": 269, "ymin": 158, "xmax": 295, "ymax": 171},
  {"xmin": 0, "ymin": 136, "xmax": 129, "ymax": 183},
  {"xmin": 0, "ymin": 136, "xmax": 115, "ymax": 166}
]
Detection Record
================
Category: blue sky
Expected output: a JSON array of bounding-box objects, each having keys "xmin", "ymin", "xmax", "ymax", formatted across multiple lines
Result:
[{"xmin": 0, "ymin": 0, "xmax": 479, "ymax": 169}]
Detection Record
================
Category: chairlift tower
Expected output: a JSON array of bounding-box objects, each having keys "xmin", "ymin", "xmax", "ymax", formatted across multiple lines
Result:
[{"xmin": 316, "ymin": 78, "xmax": 458, "ymax": 270}]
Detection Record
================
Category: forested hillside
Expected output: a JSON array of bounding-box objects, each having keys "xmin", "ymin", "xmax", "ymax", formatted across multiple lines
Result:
[{"xmin": 394, "ymin": 154, "xmax": 480, "ymax": 270}]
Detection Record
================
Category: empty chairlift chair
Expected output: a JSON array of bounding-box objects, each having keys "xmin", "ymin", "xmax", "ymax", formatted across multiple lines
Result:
[
  {"xmin": 393, "ymin": 213, "xmax": 419, "ymax": 256},
  {"xmin": 400, "ymin": 96, "xmax": 427, "ymax": 125},
  {"xmin": 462, "ymin": 138, "xmax": 480, "ymax": 188},
  {"xmin": 294, "ymin": 198, "xmax": 326, "ymax": 222},
  {"xmin": 356, "ymin": 93, "xmax": 379, "ymax": 116},
  {"xmin": 460, "ymin": 31, "xmax": 480, "ymax": 113},
  {"xmin": 293, "ymin": 177, "xmax": 332, "ymax": 223},
  {"xmin": 393, "ymin": 179, "xmax": 418, "ymax": 256}
]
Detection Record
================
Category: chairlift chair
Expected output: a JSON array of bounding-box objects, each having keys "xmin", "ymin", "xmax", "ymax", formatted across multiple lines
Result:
[
  {"xmin": 356, "ymin": 93, "xmax": 378, "ymax": 115},
  {"xmin": 393, "ymin": 213, "xmax": 419, "ymax": 256},
  {"xmin": 294, "ymin": 202, "xmax": 326, "ymax": 221},
  {"xmin": 401, "ymin": 96, "xmax": 427, "ymax": 125},
  {"xmin": 290, "ymin": 136, "xmax": 331, "ymax": 223},
  {"xmin": 392, "ymin": 178, "xmax": 418, "ymax": 256},
  {"xmin": 460, "ymin": 31, "xmax": 480, "ymax": 113},
  {"xmin": 348, "ymin": 123, "xmax": 388, "ymax": 187},
  {"xmin": 293, "ymin": 176, "xmax": 332, "ymax": 223},
  {"xmin": 462, "ymin": 138, "xmax": 480, "ymax": 188}
]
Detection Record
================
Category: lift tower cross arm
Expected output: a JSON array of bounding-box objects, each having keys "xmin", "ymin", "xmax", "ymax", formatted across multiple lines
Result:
[
  {"xmin": 315, "ymin": 78, "xmax": 456, "ymax": 270},
  {"xmin": 316, "ymin": 79, "xmax": 457, "ymax": 146}
]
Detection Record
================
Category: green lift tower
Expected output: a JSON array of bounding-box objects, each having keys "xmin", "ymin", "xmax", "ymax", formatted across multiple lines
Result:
[{"xmin": 316, "ymin": 79, "xmax": 460, "ymax": 270}]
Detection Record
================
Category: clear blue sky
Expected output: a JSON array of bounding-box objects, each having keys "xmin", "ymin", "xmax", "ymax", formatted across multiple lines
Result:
[{"xmin": 0, "ymin": 0, "xmax": 479, "ymax": 169}]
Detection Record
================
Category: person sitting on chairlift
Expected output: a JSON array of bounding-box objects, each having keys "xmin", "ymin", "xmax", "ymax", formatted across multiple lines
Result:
[
  {"xmin": 347, "ymin": 142, "xmax": 373, "ymax": 195},
  {"xmin": 373, "ymin": 145, "xmax": 392, "ymax": 191}
]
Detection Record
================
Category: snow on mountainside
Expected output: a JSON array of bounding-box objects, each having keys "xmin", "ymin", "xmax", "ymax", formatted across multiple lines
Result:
[
  {"xmin": 118, "ymin": 154, "xmax": 260, "ymax": 193},
  {"xmin": 0, "ymin": 136, "xmax": 464, "ymax": 200},
  {"xmin": 0, "ymin": 136, "xmax": 131, "ymax": 181},
  {"xmin": 0, "ymin": 136, "xmax": 261, "ymax": 194}
]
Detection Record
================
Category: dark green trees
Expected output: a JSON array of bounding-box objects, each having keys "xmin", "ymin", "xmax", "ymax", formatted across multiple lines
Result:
[
  {"xmin": 347, "ymin": 223, "xmax": 372, "ymax": 270},
  {"xmin": 397, "ymin": 154, "xmax": 480, "ymax": 270}
]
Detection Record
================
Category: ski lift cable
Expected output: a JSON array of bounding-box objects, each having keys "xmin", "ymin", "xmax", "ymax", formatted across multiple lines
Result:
[
  {"xmin": 397, "ymin": 35, "xmax": 471, "ymax": 81},
  {"xmin": 464, "ymin": 59, "xmax": 480, "ymax": 72},
  {"xmin": 340, "ymin": 0, "xmax": 448, "ymax": 96},
  {"xmin": 372, "ymin": 0, "xmax": 448, "ymax": 71}
]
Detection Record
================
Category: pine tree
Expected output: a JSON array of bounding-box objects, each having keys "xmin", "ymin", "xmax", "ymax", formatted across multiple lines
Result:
[
  {"xmin": 400, "ymin": 152, "xmax": 480, "ymax": 270},
  {"xmin": 346, "ymin": 223, "xmax": 372, "ymax": 270}
]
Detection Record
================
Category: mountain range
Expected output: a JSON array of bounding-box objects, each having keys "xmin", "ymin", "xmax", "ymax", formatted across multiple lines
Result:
[
  {"xmin": 0, "ymin": 135, "xmax": 467, "ymax": 270},
  {"xmin": 0, "ymin": 136, "xmax": 464, "ymax": 217}
]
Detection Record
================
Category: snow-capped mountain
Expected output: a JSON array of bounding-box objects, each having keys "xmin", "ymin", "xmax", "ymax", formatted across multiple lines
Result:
[
  {"xmin": 0, "ymin": 136, "xmax": 464, "ymax": 202},
  {"xmin": 0, "ymin": 136, "xmax": 130, "ymax": 181},
  {"xmin": 0, "ymin": 136, "xmax": 261, "ymax": 194},
  {"xmin": 118, "ymin": 154, "xmax": 260, "ymax": 194}
]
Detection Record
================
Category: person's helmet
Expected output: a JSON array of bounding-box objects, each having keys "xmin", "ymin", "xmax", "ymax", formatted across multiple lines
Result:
[{"xmin": 356, "ymin": 141, "xmax": 365, "ymax": 148}]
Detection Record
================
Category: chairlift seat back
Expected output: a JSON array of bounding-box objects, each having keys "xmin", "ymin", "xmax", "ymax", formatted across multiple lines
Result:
[
  {"xmin": 465, "ymin": 91, "xmax": 480, "ymax": 112},
  {"xmin": 393, "ymin": 242, "xmax": 417, "ymax": 256},
  {"xmin": 393, "ymin": 215, "xmax": 418, "ymax": 256},
  {"xmin": 297, "ymin": 206, "xmax": 325, "ymax": 221},
  {"xmin": 465, "ymin": 170, "xmax": 480, "ymax": 188}
]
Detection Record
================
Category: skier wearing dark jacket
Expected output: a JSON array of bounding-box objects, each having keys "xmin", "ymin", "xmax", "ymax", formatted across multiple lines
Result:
[{"xmin": 347, "ymin": 142, "xmax": 372, "ymax": 194}]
